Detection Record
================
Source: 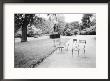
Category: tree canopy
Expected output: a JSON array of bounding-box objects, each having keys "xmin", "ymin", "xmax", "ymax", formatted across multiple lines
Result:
[{"xmin": 15, "ymin": 13, "xmax": 96, "ymax": 38}]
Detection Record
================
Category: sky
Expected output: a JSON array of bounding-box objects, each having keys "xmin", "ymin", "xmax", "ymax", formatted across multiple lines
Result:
[
  {"xmin": 64, "ymin": 14, "xmax": 83, "ymax": 23},
  {"xmin": 36, "ymin": 14, "xmax": 83, "ymax": 23}
]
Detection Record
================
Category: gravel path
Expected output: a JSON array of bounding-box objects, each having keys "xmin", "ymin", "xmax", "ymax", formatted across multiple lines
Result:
[{"xmin": 36, "ymin": 35, "xmax": 96, "ymax": 68}]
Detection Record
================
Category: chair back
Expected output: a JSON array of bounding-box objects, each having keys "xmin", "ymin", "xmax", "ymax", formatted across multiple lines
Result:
[
  {"xmin": 79, "ymin": 40, "xmax": 86, "ymax": 49},
  {"xmin": 73, "ymin": 39, "xmax": 77, "ymax": 44},
  {"xmin": 79, "ymin": 40, "xmax": 86, "ymax": 44}
]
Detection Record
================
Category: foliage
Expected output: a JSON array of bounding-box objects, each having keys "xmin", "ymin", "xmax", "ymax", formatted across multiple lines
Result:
[
  {"xmin": 63, "ymin": 21, "xmax": 80, "ymax": 36},
  {"xmin": 14, "ymin": 14, "xmax": 24, "ymax": 33},
  {"xmin": 15, "ymin": 14, "xmax": 35, "ymax": 33},
  {"xmin": 33, "ymin": 17, "xmax": 51, "ymax": 34},
  {"xmin": 15, "ymin": 13, "xmax": 96, "ymax": 38},
  {"xmin": 80, "ymin": 14, "xmax": 96, "ymax": 35},
  {"xmin": 81, "ymin": 14, "xmax": 93, "ymax": 29},
  {"xmin": 57, "ymin": 21, "xmax": 66, "ymax": 35},
  {"xmin": 64, "ymin": 28, "xmax": 72, "ymax": 36},
  {"xmin": 14, "ymin": 28, "xmax": 22, "ymax": 38},
  {"xmin": 15, "ymin": 14, "xmax": 35, "ymax": 38}
]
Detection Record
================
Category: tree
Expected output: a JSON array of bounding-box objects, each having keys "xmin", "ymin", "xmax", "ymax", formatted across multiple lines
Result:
[
  {"xmin": 63, "ymin": 21, "xmax": 80, "ymax": 36},
  {"xmin": 57, "ymin": 21, "xmax": 66, "ymax": 35},
  {"xmin": 15, "ymin": 14, "xmax": 35, "ymax": 42},
  {"xmin": 80, "ymin": 14, "xmax": 96, "ymax": 35},
  {"xmin": 47, "ymin": 14, "xmax": 58, "ymax": 33},
  {"xmin": 33, "ymin": 16, "xmax": 51, "ymax": 34},
  {"xmin": 81, "ymin": 14, "xmax": 93, "ymax": 29},
  {"xmin": 69, "ymin": 21, "xmax": 79, "ymax": 30},
  {"xmin": 47, "ymin": 14, "xmax": 66, "ymax": 35},
  {"xmin": 55, "ymin": 14, "xmax": 66, "ymax": 35},
  {"xmin": 14, "ymin": 14, "xmax": 24, "ymax": 33}
]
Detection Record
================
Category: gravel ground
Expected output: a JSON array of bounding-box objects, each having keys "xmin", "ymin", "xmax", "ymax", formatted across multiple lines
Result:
[{"xmin": 36, "ymin": 35, "xmax": 96, "ymax": 68}]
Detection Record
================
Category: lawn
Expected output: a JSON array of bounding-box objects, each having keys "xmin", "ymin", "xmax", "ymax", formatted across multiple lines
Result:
[{"xmin": 14, "ymin": 36, "xmax": 70, "ymax": 68}]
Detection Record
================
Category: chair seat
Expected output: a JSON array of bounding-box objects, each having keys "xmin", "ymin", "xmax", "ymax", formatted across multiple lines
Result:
[
  {"xmin": 58, "ymin": 46, "xmax": 64, "ymax": 48},
  {"xmin": 73, "ymin": 47, "xmax": 80, "ymax": 51}
]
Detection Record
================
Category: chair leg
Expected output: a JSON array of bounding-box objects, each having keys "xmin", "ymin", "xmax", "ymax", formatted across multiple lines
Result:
[
  {"xmin": 59, "ymin": 48, "xmax": 61, "ymax": 53},
  {"xmin": 59, "ymin": 48, "xmax": 60, "ymax": 51},
  {"xmin": 72, "ymin": 49, "xmax": 73, "ymax": 56},
  {"xmin": 84, "ymin": 49, "xmax": 85, "ymax": 54},
  {"xmin": 67, "ymin": 44, "xmax": 69, "ymax": 51},
  {"xmin": 67, "ymin": 46, "xmax": 68, "ymax": 51},
  {"xmin": 61, "ymin": 48, "xmax": 62, "ymax": 52},
  {"xmin": 78, "ymin": 50, "xmax": 79, "ymax": 56}
]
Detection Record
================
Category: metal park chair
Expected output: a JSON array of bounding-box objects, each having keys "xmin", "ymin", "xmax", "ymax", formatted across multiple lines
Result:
[
  {"xmin": 72, "ymin": 39, "xmax": 80, "ymax": 56},
  {"xmin": 72, "ymin": 39, "xmax": 86, "ymax": 56},
  {"xmin": 79, "ymin": 40, "xmax": 86, "ymax": 44},
  {"xmin": 73, "ymin": 39, "xmax": 77, "ymax": 43},
  {"xmin": 78, "ymin": 40, "xmax": 86, "ymax": 55},
  {"xmin": 57, "ymin": 42, "xmax": 65, "ymax": 52},
  {"xmin": 54, "ymin": 39, "xmax": 65, "ymax": 53}
]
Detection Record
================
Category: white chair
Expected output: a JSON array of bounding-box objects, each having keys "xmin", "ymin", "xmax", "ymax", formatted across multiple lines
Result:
[
  {"xmin": 72, "ymin": 39, "xmax": 80, "ymax": 56},
  {"xmin": 72, "ymin": 39, "xmax": 86, "ymax": 56},
  {"xmin": 57, "ymin": 39, "xmax": 65, "ymax": 53},
  {"xmin": 79, "ymin": 40, "xmax": 86, "ymax": 55}
]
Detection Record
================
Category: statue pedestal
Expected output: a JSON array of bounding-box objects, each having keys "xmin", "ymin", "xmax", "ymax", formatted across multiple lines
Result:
[{"xmin": 50, "ymin": 32, "xmax": 60, "ymax": 39}]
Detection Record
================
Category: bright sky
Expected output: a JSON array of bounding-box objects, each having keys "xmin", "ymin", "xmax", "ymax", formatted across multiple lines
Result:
[
  {"xmin": 64, "ymin": 14, "xmax": 83, "ymax": 23},
  {"xmin": 36, "ymin": 14, "xmax": 83, "ymax": 23}
]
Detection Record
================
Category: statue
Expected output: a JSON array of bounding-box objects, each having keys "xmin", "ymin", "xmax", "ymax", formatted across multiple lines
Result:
[
  {"xmin": 50, "ymin": 24, "xmax": 60, "ymax": 39},
  {"xmin": 53, "ymin": 24, "xmax": 58, "ymax": 32}
]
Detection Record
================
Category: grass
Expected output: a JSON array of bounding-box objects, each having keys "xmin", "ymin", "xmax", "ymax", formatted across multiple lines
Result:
[{"xmin": 14, "ymin": 36, "xmax": 70, "ymax": 68}]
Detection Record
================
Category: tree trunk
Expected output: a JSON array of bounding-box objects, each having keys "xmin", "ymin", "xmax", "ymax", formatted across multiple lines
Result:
[{"xmin": 21, "ymin": 18, "xmax": 28, "ymax": 42}]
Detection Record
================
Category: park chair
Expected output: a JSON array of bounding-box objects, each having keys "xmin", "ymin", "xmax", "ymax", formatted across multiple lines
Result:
[
  {"xmin": 56, "ymin": 39, "xmax": 65, "ymax": 53},
  {"xmin": 57, "ymin": 43, "xmax": 64, "ymax": 52},
  {"xmin": 72, "ymin": 42, "xmax": 80, "ymax": 56},
  {"xmin": 78, "ymin": 40, "xmax": 86, "ymax": 54},
  {"xmin": 72, "ymin": 39, "xmax": 80, "ymax": 56},
  {"xmin": 79, "ymin": 40, "xmax": 86, "ymax": 44},
  {"xmin": 66, "ymin": 43, "xmax": 69, "ymax": 51},
  {"xmin": 72, "ymin": 39, "xmax": 86, "ymax": 56},
  {"xmin": 73, "ymin": 39, "xmax": 77, "ymax": 44}
]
